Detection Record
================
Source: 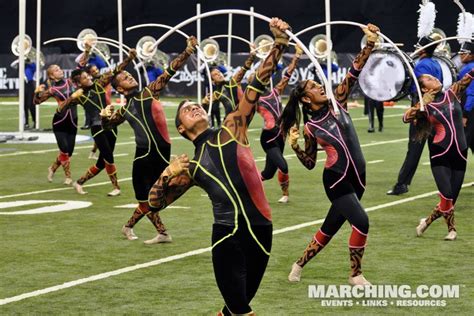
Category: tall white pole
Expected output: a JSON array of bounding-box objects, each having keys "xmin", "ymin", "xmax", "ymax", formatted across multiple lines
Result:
[
  {"xmin": 18, "ymin": 0, "xmax": 26, "ymax": 136},
  {"xmin": 197, "ymin": 3, "xmax": 201, "ymax": 102},
  {"xmin": 325, "ymin": 0, "xmax": 332, "ymax": 88},
  {"xmin": 35, "ymin": 0, "xmax": 41, "ymax": 129},
  {"xmin": 250, "ymin": 7, "xmax": 254, "ymax": 42},
  {"xmin": 227, "ymin": 13, "xmax": 232, "ymax": 67},
  {"xmin": 117, "ymin": 0, "xmax": 124, "ymax": 105}
]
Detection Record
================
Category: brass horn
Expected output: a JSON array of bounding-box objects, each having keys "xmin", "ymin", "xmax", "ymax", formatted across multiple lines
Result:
[
  {"xmin": 310, "ymin": 34, "xmax": 332, "ymax": 59},
  {"xmin": 254, "ymin": 34, "xmax": 274, "ymax": 59},
  {"xmin": 136, "ymin": 36, "xmax": 158, "ymax": 61},
  {"xmin": 200, "ymin": 38, "xmax": 220, "ymax": 62},
  {"xmin": 430, "ymin": 28, "xmax": 451, "ymax": 57},
  {"xmin": 360, "ymin": 33, "xmax": 384, "ymax": 50},
  {"xmin": 11, "ymin": 34, "xmax": 32, "ymax": 56},
  {"xmin": 77, "ymin": 28, "xmax": 98, "ymax": 51}
]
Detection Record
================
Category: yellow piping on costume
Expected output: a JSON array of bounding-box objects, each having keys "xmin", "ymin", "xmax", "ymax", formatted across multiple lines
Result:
[
  {"xmin": 216, "ymin": 130, "xmax": 270, "ymax": 256},
  {"xmin": 191, "ymin": 144, "xmax": 239, "ymax": 249}
]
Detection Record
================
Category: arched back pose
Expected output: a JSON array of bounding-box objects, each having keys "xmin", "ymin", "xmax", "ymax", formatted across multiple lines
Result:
[
  {"xmin": 147, "ymin": 18, "xmax": 289, "ymax": 316},
  {"xmin": 34, "ymin": 65, "xmax": 83, "ymax": 185},
  {"xmin": 254, "ymin": 45, "xmax": 303, "ymax": 203},
  {"xmin": 406, "ymin": 68, "xmax": 474, "ymax": 241},
  {"xmin": 281, "ymin": 24, "xmax": 380, "ymax": 286},
  {"xmin": 100, "ymin": 37, "xmax": 197, "ymax": 244},
  {"xmin": 70, "ymin": 48, "xmax": 137, "ymax": 196}
]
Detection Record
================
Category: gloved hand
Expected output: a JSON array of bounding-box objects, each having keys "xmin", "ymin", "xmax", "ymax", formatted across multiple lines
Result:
[
  {"xmin": 127, "ymin": 48, "xmax": 137, "ymax": 60},
  {"xmin": 100, "ymin": 104, "xmax": 114, "ymax": 117},
  {"xmin": 295, "ymin": 45, "xmax": 304, "ymax": 57},
  {"xmin": 71, "ymin": 88, "xmax": 84, "ymax": 100},
  {"xmin": 421, "ymin": 89, "xmax": 436, "ymax": 106},
  {"xmin": 269, "ymin": 18, "xmax": 290, "ymax": 46},
  {"xmin": 166, "ymin": 154, "xmax": 190, "ymax": 177},
  {"xmin": 186, "ymin": 36, "xmax": 198, "ymax": 54},
  {"xmin": 288, "ymin": 126, "xmax": 300, "ymax": 148},
  {"xmin": 363, "ymin": 23, "xmax": 380, "ymax": 43}
]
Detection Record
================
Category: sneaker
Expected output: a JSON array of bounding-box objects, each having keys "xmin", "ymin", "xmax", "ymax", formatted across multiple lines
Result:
[
  {"xmin": 80, "ymin": 125, "xmax": 90, "ymax": 130},
  {"xmin": 386, "ymin": 184, "xmax": 408, "ymax": 195},
  {"xmin": 278, "ymin": 195, "xmax": 289, "ymax": 203},
  {"xmin": 64, "ymin": 178, "xmax": 73, "ymax": 185},
  {"xmin": 367, "ymin": 127, "xmax": 375, "ymax": 133},
  {"xmin": 349, "ymin": 274, "xmax": 371, "ymax": 286},
  {"xmin": 47, "ymin": 167, "xmax": 54, "ymax": 182},
  {"xmin": 444, "ymin": 230, "xmax": 457, "ymax": 241},
  {"xmin": 378, "ymin": 124, "xmax": 383, "ymax": 132},
  {"xmin": 416, "ymin": 218, "xmax": 427, "ymax": 237},
  {"xmin": 107, "ymin": 189, "xmax": 121, "ymax": 197},
  {"xmin": 72, "ymin": 181, "xmax": 87, "ymax": 194},
  {"xmin": 122, "ymin": 225, "xmax": 138, "ymax": 240},
  {"xmin": 144, "ymin": 233, "xmax": 172, "ymax": 244},
  {"xmin": 288, "ymin": 262, "xmax": 303, "ymax": 282},
  {"xmin": 88, "ymin": 151, "xmax": 98, "ymax": 160}
]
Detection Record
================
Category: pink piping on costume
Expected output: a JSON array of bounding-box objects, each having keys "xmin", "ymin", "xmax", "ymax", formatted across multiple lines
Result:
[
  {"xmin": 306, "ymin": 120, "xmax": 350, "ymax": 189},
  {"xmin": 351, "ymin": 225, "xmax": 368, "ymax": 236}
]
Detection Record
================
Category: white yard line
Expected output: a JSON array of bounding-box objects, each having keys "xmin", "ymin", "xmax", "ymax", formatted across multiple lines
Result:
[
  {"xmin": 368, "ymin": 160, "xmax": 384, "ymax": 164},
  {"xmin": 0, "ymin": 178, "xmax": 132, "ymax": 200},
  {"xmin": 1, "ymin": 181, "xmax": 472, "ymax": 306}
]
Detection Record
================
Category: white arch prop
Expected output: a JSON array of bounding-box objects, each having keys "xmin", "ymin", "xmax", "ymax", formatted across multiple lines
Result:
[
  {"xmin": 151, "ymin": 9, "xmax": 341, "ymax": 115},
  {"xmin": 411, "ymin": 35, "xmax": 474, "ymax": 57},
  {"xmin": 126, "ymin": 23, "xmax": 215, "ymax": 112},
  {"xmin": 295, "ymin": 21, "xmax": 425, "ymax": 109}
]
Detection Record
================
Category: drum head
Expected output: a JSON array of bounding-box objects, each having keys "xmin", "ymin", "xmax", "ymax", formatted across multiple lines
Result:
[
  {"xmin": 433, "ymin": 54, "xmax": 457, "ymax": 91},
  {"xmin": 359, "ymin": 50, "xmax": 410, "ymax": 101}
]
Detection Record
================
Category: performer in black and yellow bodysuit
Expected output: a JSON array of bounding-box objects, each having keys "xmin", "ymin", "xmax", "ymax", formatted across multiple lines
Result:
[
  {"xmin": 147, "ymin": 18, "xmax": 290, "ymax": 316},
  {"xmin": 70, "ymin": 47, "xmax": 137, "ymax": 196},
  {"xmin": 101, "ymin": 37, "xmax": 198, "ymax": 245}
]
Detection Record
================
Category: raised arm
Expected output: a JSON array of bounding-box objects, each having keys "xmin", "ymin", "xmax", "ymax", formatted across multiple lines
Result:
[
  {"xmin": 232, "ymin": 46, "xmax": 257, "ymax": 85},
  {"xmin": 148, "ymin": 155, "xmax": 195, "ymax": 211},
  {"xmin": 289, "ymin": 126, "xmax": 317, "ymax": 170},
  {"xmin": 403, "ymin": 90, "xmax": 434, "ymax": 123},
  {"xmin": 334, "ymin": 24, "xmax": 379, "ymax": 109},
  {"xmin": 274, "ymin": 45, "xmax": 303, "ymax": 95},
  {"xmin": 33, "ymin": 84, "xmax": 51, "ymax": 104},
  {"xmin": 222, "ymin": 18, "xmax": 289, "ymax": 143},
  {"xmin": 450, "ymin": 68, "xmax": 474, "ymax": 98},
  {"xmin": 57, "ymin": 89, "xmax": 83, "ymax": 112},
  {"xmin": 100, "ymin": 104, "xmax": 126, "ymax": 129},
  {"xmin": 144, "ymin": 36, "xmax": 197, "ymax": 99},
  {"xmin": 77, "ymin": 44, "xmax": 92, "ymax": 68},
  {"xmin": 97, "ymin": 49, "xmax": 137, "ymax": 87}
]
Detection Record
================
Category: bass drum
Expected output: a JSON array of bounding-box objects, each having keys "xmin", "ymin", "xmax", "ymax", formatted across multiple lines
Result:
[
  {"xmin": 359, "ymin": 48, "xmax": 413, "ymax": 101},
  {"xmin": 433, "ymin": 54, "xmax": 457, "ymax": 90},
  {"xmin": 412, "ymin": 53, "xmax": 458, "ymax": 91}
]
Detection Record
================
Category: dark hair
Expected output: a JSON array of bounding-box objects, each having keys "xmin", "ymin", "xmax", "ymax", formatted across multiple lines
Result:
[
  {"xmin": 111, "ymin": 72, "xmax": 122, "ymax": 90},
  {"xmin": 413, "ymin": 75, "xmax": 432, "ymax": 142},
  {"xmin": 70, "ymin": 69, "xmax": 85, "ymax": 85},
  {"xmin": 175, "ymin": 99, "xmax": 191, "ymax": 140},
  {"xmin": 84, "ymin": 64, "xmax": 97, "ymax": 74},
  {"xmin": 279, "ymin": 80, "xmax": 310, "ymax": 136}
]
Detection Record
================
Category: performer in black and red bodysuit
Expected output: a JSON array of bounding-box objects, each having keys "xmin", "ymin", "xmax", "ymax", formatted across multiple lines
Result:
[
  {"xmin": 70, "ymin": 47, "xmax": 137, "ymax": 196},
  {"xmin": 101, "ymin": 37, "xmax": 197, "ymax": 245},
  {"xmin": 147, "ymin": 18, "xmax": 289, "ymax": 316},
  {"xmin": 405, "ymin": 69, "xmax": 474, "ymax": 241},
  {"xmin": 34, "ymin": 65, "xmax": 83, "ymax": 185},
  {"xmin": 255, "ymin": 45, "xmax": 302, "ymax": 203},
  {"xmin": 280, "ymin": 24, "xmax": 381, "ymax": 286}
]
